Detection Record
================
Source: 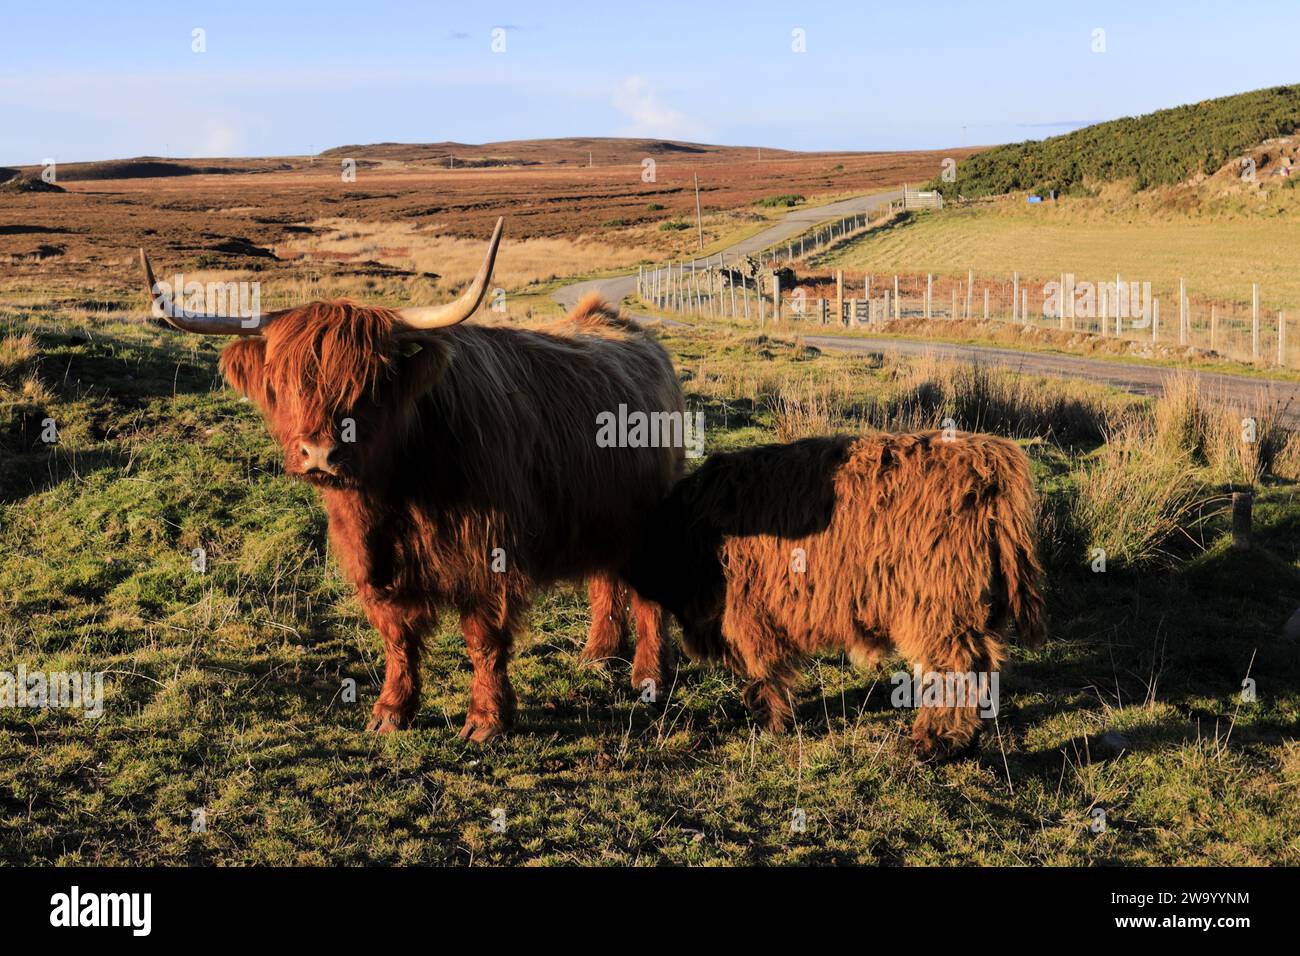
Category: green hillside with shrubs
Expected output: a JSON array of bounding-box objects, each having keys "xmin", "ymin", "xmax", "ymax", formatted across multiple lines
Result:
[{"xmin": 931, "ymin": 84, "xmax": 1300, "ymax": 197}]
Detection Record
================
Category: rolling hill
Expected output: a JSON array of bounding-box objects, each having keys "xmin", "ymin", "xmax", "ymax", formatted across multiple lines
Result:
[{"xmin": 929, "ymin": 84, "xmax": 1300, "ymax": 197}]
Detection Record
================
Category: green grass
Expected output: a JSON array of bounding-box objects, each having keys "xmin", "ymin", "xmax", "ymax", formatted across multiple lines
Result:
[
  {"xmin": 926, "ymin": 84, "xmax": 1300, "ymax": 196},
  {"xmin": 820, "ymin": 202, "xmax": 1300, "ymax": 312},
  {"xmin": 2, "ymin": 310, "xmax": 1299, "ymax": 865}
]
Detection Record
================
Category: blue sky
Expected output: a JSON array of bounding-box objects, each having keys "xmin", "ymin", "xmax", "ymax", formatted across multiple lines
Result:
[{"xmin": 1, "ymin": 0, "xmax": 1297, "ymax": 164}]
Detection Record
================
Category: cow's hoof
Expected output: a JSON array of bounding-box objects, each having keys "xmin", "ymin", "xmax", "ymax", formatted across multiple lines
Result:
[
  {"xmin": 629, "ymin": 666, "xmax": 662, "ymax": 695},
  {"xmin": 458, "ymin": 715, "xmax": 506, "ymax": 744},
  {"xmin": 909, "ymin": 732, "xmax": 974, "ymax": 763},
  {"xmin": 366, "ymin": 709, "xmax": 413, "ymax": 734}
]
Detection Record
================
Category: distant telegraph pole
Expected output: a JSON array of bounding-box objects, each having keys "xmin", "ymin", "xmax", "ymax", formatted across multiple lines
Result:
[{"xmin": 694, "ymin": 172, "xmax": 704, "ymax": 250}]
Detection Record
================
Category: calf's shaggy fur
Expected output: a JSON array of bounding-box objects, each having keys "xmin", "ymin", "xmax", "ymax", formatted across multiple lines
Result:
[{"xmin": 622, "ymin": 431, "xmax": 1045, "ymax": 756}]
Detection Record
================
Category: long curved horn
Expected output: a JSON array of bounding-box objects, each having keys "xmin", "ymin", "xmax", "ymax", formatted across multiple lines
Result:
[
  {"xmin": 139, "ymin": 249, "xmax": 269, "ymax": 336},
  {"xmin": 396, "ymin": 217, "xmax": 503, "ymax": 330}
]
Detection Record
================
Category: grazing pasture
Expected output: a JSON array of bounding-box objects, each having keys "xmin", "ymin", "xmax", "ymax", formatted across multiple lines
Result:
[{"xmin": 2, "ymin": 294, "xmax": 1299, "ymax": 864}]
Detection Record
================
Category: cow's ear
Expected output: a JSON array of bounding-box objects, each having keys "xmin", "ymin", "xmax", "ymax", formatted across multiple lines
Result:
[
  {"xmin": 393, "ymin": 334, "xmax": 451, "ymax": 404},
  {"xmin": 220, "ymin": 339, "xmax": 270, "ymax": 405}
]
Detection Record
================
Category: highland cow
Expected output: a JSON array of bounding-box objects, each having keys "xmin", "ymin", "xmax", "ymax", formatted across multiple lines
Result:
[
  {"xmin": 622, "ymin": 431, "xmax": 1045, "ymax": 757},
  {"xmin": 140, "ymin": 219, "xmax": 683, "ymax": 740}
]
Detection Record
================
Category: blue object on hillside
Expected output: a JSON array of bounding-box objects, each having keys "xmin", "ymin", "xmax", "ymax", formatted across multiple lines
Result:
[{"xmin": 1027, "ymin": 196, "xmax": 1042, "ymax": 204}]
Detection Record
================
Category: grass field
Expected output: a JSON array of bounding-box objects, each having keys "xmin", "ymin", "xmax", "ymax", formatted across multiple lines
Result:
[
  {"xmin": 4, "ymin": 301, "xmax": 1300, "ymax": 865},
  {"xmin": 819, "ymin": 197, "xmax": 1300, "ymax": 312}
]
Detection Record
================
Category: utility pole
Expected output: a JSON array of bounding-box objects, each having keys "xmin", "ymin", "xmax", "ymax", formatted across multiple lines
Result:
[{"xmin": 694, "ymin": 172, "xmax": 704, "ymax": 250}]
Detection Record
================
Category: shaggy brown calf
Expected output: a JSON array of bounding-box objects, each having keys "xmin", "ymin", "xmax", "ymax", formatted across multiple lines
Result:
[
  {"xmin": 622, "ymin": 431, "xmax": 1045, "ymax": 756},
  {"xmin": 141, "ymin": 220, "xmax": 683, "ymax": 740}
]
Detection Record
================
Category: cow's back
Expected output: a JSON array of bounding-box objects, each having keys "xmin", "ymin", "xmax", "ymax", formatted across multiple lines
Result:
[
  {"xmin": 418, "ymin": 313, "xmax": 683, "ymax": 586},
  {"xmin": 720, "ymin": 432, "xmax": 1031, "ymax": 656}
]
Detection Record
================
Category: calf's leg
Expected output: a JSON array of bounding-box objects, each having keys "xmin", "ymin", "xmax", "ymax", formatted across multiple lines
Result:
[
  {"xmin": 630, "ymin": 591, "xmax": 673, "ymax": 695},
  {"xmin": 726, "ymin": 600, "xmax": 798, "ymax": 732},
  {"xmin": 908, "ymin": 628, "xmax": 1005, "ymax": 759}
]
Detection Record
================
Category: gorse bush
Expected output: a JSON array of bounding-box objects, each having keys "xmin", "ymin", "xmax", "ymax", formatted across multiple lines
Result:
[{"xmin": 928, "ymin": 85, "xmax": 1300, "ymax": 196}]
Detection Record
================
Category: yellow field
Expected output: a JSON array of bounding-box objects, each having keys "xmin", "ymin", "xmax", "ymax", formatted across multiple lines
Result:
[{"xmin": 821, "ymin": 199, "xmax": 1300, "ymax": 312}]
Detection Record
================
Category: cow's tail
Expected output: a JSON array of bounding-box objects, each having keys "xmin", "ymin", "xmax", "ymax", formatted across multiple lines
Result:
[
  {"xmin": 987, "ymin": 441, "xmax": 1047, "ymax": 648},
  {"xmin": 568, "ymin": 293, "xmax": 645, "ymax": 333}
]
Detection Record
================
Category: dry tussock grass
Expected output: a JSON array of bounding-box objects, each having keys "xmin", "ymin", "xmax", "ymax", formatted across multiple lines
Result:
[
  {"xmin": 1152, "ymin": 371, "xmax": 1291, "ymax": 486},
  {"xmin": 769, "ymin": 353, "xmax": 1129, "ymax": 444},
  {"xmin": 1071, "ymin": 420, "xmax": 1207, "ymax": 568},
  {"xmin": 280, "ymin": 218, "xmax": 657, "ymax": 291}
]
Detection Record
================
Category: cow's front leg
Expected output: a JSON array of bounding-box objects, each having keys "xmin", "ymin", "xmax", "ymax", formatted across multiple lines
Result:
[
  {"xmin": 459, "ymin": 608, "xmax": 517, "ymax": 743},
  {"xmin": 361, "ymin": 596, "xmax": 432, "ymax": 733}
]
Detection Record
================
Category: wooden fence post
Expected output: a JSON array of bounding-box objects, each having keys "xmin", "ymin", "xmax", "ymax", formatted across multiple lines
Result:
[
  {"xmin": 835, "ymin": 269, "xmax": 844, "ymax": 327},
  {"xmin": 966, "ymin": 269, "xmax": 973, "ymax": 320},
  {"xmin": 1012, "ymin": 272, "xmax": 1019, "ymax": 322},
  {"xmin": 773, "ymin": 274, "xmax": 781, "ymax": 323},
  {"xmin": 1114, "ymin": 273, "xmax": 1121, "ymax": 335},
  {"xmin": 1059, "ymin": 273, "xmax": 1067, "ymax": 330},
  {"xmin": 926, "ymin": 274, "xmax": 932, "ymax": 319},
  {"xmin": 1279, "ymin": 311, "xmax": 1287, "ymax": 366},
  {"xmin": 1179, "ymin": 278, "xmax": 1186, "ymax": 346},
  {"xmin": 1253, "ymin": 283, "xmax": 1261, "ymax": 360},
  {"xmin": 894, "ymin": 276, "xmax": 900, "ymax": 321},
  {"xmin": 1232, "ymin": 491, "xmax": 1253, "ymax": 550}
]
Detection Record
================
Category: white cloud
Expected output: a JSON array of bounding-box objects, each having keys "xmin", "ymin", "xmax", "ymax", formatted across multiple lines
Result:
[
  {"xmin": 196, "ymin": 122, "xmax": 242, "ymax": 157},
  {"xmin": 611, "ymin": 76, "xmax": 702, "ymax": 139}
]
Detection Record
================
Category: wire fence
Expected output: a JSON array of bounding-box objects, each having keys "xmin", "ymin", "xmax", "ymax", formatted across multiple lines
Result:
[{"xmin": 637, "ymin": 265, "xmax": 1294, "ymax": 368}]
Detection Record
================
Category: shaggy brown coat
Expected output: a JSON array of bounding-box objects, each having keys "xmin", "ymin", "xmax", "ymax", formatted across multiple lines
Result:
[
  {"xmin": 221, "ymin": 293, "xmax": 683, "ymax": 739},
  {"xmin": 622, "ymin": 431, "xmax": 1045, "ymax": 756}
]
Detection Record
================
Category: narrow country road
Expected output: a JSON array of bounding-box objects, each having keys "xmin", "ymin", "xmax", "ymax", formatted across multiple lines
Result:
[
  {"xmin": 552, "ymin": 188, "xmax": 902, "ymax": 311},
  {"xmin": 800, "ymin": 334, "xmax": 1300, "ymax": 422},
  {"xmin": 551, "ymin": 189, "xmax": 1300, "ymax": 423}
]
